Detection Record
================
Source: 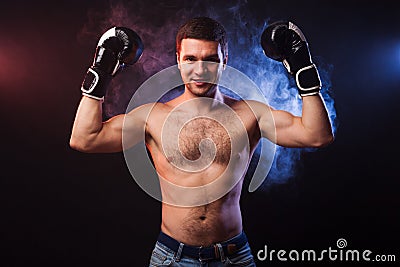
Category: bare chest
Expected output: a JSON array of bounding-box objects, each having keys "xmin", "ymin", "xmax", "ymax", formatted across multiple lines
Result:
[
  {"xmin": 178, "ymin": 117, "xmax": 232, "ymax": 163},
  {"xmin": 147, "ymin": 102, "xmax": 258, "ymax": 173}
]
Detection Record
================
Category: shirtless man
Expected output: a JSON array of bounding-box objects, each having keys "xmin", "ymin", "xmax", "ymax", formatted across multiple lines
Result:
[{"xmin": 70, "ymin": 17, "xmax": 333, "ymax": 266}]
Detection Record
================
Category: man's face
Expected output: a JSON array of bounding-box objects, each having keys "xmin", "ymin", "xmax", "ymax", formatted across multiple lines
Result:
[{"xmin": 177, "ymin": 38, "xmax": 226, "ymax": 97}]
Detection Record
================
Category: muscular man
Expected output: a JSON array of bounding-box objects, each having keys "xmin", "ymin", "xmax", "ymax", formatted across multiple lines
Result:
[{"xmin": 70, "ymin": 17, "xmax": 333, "ymax": 266}]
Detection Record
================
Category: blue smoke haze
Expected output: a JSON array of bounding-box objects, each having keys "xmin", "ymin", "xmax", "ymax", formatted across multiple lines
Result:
[{"xmin": 78, "ymin": 0, "xmax": 337, "ymax": 189}]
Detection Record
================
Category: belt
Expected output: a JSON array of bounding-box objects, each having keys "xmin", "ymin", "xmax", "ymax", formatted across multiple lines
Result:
[{"xmin": 157, "ymin": 231, "xmax": 248, "ymax": 261}]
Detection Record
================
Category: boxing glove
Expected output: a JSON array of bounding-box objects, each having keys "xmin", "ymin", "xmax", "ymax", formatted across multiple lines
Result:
[
  {"xmin": 261, "ymin": 21, "xmax": 321, "ymax": 97},
  {"xmin": 81, "ymin": 27, "xmax": 144, "ymax": 100}
]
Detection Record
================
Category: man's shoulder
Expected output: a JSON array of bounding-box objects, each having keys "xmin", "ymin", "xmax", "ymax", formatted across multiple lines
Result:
[
  {"xmin": 225, "ymin": 97, "xmax": 258, "ymax": 110},
  {"xmin": 126, "ymin": 102, "xmax": 172, "ymax": 122}
]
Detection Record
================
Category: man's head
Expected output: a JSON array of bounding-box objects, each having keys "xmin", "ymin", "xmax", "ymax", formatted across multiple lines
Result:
[
  {"xmin": 176, "ymin": 17, "xmax": 228, "ymax": 59},
  {"xmin": 176, "ymin": 17, "xmax": 228, "ymax": 97}
]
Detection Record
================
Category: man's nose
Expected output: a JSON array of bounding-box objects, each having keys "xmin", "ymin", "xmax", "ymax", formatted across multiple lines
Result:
[{"xmin": 194, "ymin": 61, "xmax": 207, "ymax": 75}]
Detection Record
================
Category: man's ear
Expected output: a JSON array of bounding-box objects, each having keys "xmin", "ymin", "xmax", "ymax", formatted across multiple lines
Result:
[{"xmin": 176, "ymin": 52, "xmax": 180, "ymax": 69}]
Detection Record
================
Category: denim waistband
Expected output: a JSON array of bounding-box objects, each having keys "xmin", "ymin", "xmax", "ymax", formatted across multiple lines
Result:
[{"xmin": 157, "ymin": 231, "xmax": 248, "ymax": 261}]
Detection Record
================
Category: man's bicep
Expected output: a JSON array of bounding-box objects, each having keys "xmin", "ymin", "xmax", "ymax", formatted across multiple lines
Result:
[
  {"xmin": 91, "ymin": 114, "xmax": 125, "ymax": 153},
  {"xmin": 270, "ymin": 110, "xmax": 311, "ymax": 147},
  {"xmin": 255, "ymin": 103, "xmax": 307, "ymax": 147},
  {"xmin": 92, "ymin": 104, "xmax": 150, "ymax": 152}
]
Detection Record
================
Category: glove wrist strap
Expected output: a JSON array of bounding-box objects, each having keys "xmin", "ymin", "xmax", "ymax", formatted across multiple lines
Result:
[
  {"xmin": 295, "ymin": 64, "xmax": 321, "ymax": 97},
  {"xmin": 81, "ymin": 67, "xmax": 111, "ymax": 101}
]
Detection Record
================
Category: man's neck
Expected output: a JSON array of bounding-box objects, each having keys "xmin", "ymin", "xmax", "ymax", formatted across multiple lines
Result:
[{"xmin": 181, "ymin": 86, "xmax": 225, "ymax": 113}]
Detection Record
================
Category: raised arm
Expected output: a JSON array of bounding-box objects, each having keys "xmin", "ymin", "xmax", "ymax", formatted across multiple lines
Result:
[
  {"xmin": 254, "ymin": 20, "xmax": 334, "ymax": 148},
  {"xmin": 270, "ymin": 95, "xmax": 333, "ymax": 148},
  {"xmin": 69, "ymin": 26, "xmax": 145, "ymax": 153},
  {"xmin": 247, "ymin": 95, "xmax": 333, "ymax": 148}
]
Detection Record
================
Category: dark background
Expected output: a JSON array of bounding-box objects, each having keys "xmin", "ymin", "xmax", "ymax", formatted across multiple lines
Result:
[{"xmin": 1, "ymin": 0, "xmax": 399, "ymax": 266}]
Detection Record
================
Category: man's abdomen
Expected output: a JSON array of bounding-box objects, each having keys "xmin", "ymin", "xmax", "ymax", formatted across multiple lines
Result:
[{"xmin": 160, "ymin": 181, "xmax": 243, "ymax": 247}]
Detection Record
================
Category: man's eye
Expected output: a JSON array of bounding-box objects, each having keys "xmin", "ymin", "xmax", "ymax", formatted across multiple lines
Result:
[
  {"xmin": 208, "ymin": 58, "xmax": 220, "ymax": 63},
  {"xmin": 185, "ymin": 57, "xmax": 195, "ymax": 62}
]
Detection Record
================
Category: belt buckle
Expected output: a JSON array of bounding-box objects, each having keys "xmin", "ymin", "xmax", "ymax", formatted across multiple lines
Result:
[{"xmin": 198, "ymin": 246, "xmax": 214, "ymax": 262}]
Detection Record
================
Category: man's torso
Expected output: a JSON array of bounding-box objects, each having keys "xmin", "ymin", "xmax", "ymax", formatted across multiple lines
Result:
[{"xmin": 144, "ymin": 95, "xmax": 260, "ymax": 246}]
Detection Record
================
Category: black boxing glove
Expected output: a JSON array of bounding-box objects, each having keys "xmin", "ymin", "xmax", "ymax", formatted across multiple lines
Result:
[
  {"xmin": 81, "ymin": 27, "xmax": 144, "ymax": 100},
  {"xmin": 261, "ymin": 21, "xmax": 321, "ymax": 97}
]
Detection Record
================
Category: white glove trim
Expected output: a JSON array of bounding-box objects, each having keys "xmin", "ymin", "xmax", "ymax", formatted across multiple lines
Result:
[
  {"xmin": 97, "ymin": 27, "xmax": 116, "ymax": 47},
  {"xmin": 81, "ymin": 68, "xmax": 99, "ymax": 94},
  {"xmin": 295, "ymin": 64, "xmax": 321, "ymax": 92},
  {"xmin": 82, "ymin": 93, "xmax": 104, "ymax": 101}
]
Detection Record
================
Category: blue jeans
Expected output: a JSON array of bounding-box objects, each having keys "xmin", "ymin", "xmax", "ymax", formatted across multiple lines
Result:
[{"xmin": 149, "ymin": 233, "xmax": 256, "ymax": 266}]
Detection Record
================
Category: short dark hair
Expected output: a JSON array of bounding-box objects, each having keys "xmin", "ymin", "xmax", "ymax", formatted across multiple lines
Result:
[{"xmin": 176, "ymin": 17, "xmax": 228, "ymax": 58}]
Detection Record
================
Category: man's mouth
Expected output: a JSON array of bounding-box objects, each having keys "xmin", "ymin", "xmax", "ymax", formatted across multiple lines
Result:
[{"xmin": 191, "ymin": 78, "xmax": 211, "ymax": 87}]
